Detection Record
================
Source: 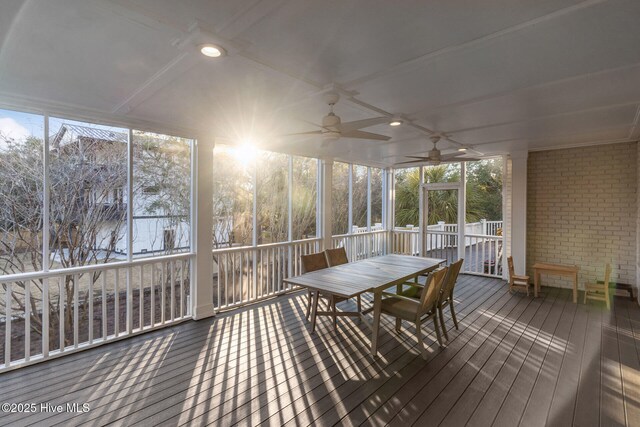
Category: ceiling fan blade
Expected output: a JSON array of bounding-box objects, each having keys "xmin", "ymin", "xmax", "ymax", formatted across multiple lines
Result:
[
  {"xmin": 337, "ymin": 117, "xmax": 388, "ymax": 133},
  {"xmin": 341, "ymin": 130, "xmax": 391, "ymax": 141},
  {"xmin": 395, "ymin": 159, "xmax": 427, "ymax": 165},
  {"xmin": 440, "ymin": 153, "xmax": 482, "ymax": 161},
  {"xmin": 394, "ymin": 158, "xmax": 441, "ymax": 165},
  {"xmin": 282, "ymin": 130, "xmax": 322, "ymax": 137},
  {"xmin": 405, "ymin": 156, "xmax": 432, "ymax": 160}
]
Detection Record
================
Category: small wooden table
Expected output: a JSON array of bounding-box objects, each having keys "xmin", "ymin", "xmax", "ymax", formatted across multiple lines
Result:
[{"xmin": 533, "ymin": 263, "xmax": 579, "ymax": 303}]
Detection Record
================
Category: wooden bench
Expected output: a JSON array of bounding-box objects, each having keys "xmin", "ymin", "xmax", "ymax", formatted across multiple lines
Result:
[{"xmin": 533, "ymin": 262, "xmax": 579, "ymax": 303}]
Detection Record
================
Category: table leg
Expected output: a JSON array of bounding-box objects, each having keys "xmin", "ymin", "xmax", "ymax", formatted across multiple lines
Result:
[
  {"xmin": 371, "ymin": 290, "xmax": 382, "ymax": 357},
  {"xmin": 310, "ymin": 290, "xmax": 319, "ymax": 334},
  {"xmin": 573, "ymin": 273, "xmax": 578, "ymax": 303},
  {"xmin": 534, "ymin": 270, "xmax": 539, "ymax": 298}
]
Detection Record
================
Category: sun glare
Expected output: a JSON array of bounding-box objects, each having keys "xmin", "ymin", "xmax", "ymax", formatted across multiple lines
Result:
[{"xmin": 230, "ymin": 142, "xmax": 259, "ymax": 168}]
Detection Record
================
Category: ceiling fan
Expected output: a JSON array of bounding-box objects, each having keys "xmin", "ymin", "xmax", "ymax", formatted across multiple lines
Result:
[
  {"xmin": 395, "ymin": 135, "xmax": 481, "ymax": 165},
  {"xmin": 286, "ymin": 92, "xmax": 391, "ymax": 145}
]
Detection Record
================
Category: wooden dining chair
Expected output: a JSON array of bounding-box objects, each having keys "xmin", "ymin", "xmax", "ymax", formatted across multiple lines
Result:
[
  {"xmin": 301, "ymin": 252, "xmax": 348, "ymax": 330},
  {"xmin": 325, "ymin": 247, "xmax": 349, "ymax": 266},
  {"xmin": 437, "ymin": 258, "xmax": 464, "ymax": 341},
  {"xmin": 508, "ymin": 256, "xmax": 530, "ymax": 296},
  {"xmin": 301, "ymin": 252, "xmax": 329, "ymax": 319},
  {"xmin": 324, "ymin": 247, "xmax": 362, "ymax": 315},
  {"xmin": 397, "ymin": 259, "xmax": 463, "ymax": 341},
  {"xmin": 584, "ymin": 263, "xmax": 612, "ymax": 309},
  {"xmin": 379, "ymin": 267, "xmax": 449, "ymax": 359}
]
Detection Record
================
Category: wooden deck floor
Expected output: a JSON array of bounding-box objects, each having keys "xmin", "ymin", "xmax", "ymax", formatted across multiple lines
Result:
[{"xmin": 0, "ymin": 275, "xmax": 638, "ymax": 426}]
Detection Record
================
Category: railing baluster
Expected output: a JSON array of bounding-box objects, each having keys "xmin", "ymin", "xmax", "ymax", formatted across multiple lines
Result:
[
  {"xmin": 277, "ymin": 247, "xmax": 281, "ymax": 291},
  {"xmin": 101, "ymin": 273, "xmax": 107, "ymax": 339},
  {"xmin": 170, "ymin": 260, "xmax": 175, "ymax": 322},
  {"xmin": 223, "ymin": 253, "xmax": 228, "ymax": 308},
  {"xmin": 43, "ymin": 278, "xmax": 49, "ymax": 357},
  {"xmin": 253, "ymin": 249, "xmax": 258, "ymax": 299},
  {"xmin": 73, "ymin": 274, "xmax": 79, "ymax": 348},
  {"xmin": 126, "ymin": 267, "xmax": 132, "ymax": 334},
  {"xmin": 114, "ymin": 270, "xmax": 119, "ymax": 336},
  {"xmin": 216, "ymin": 255, "xmax": 221, "ymax": 311},
  {"xmin": 25, "ymin": 280, "xmax": 30, "ymax": 361},
  {"xmin": 231, "ymin": 254, "xmax": 236, "ymax": 306},
  {"xmin": 161, "ymin": 262, "xmax": 166, "ymax": 324},
  {"xmin": 88, "ymin": 273, "xmax": 93, "ymax": 344},
  {"xmin": 151, "ymin": 264, "xmax": 156, "ymax": 326},
  {"xmin": 5, "ymin": 282, "xmax": 11, "ymax": 366},
  {"xmin": 266, "ymin": 249, "xmax": 270, "ymax": 296},
  {"xmin": 247, "ymin": 250, "xmax": 251, "ymax": 301},
  {"xmin": 273, "ymin": 247, "xmax": 277, "ymax": 292},
  {"xmin": 180, "ymin": 260, "xmax": 184, "ymax": 318},
  {"xmin": 139, "ymin": 265, "xmax": 144, "ymax": 329},
  {"xmin": 59, "ymin": 277, "xmax": 64, "ymax": 352}
]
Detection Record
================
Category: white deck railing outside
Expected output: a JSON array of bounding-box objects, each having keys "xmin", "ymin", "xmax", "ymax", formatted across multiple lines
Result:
[
  {"xmin": 391, "ymin": 220, "xmax": 504, "ymax": 277},
  {"xmin": 332, "ymin": 229, "xmax": 386, "ymax": 261},
  {"xmin": 212, "ymin": 238, "xmax": 322, "ymax": 311}
]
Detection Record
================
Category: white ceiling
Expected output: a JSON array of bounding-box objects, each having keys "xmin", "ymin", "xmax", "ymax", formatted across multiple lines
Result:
[{"xmin": 1, "ymin": 0, "xmax": 639, "ymax": 167}]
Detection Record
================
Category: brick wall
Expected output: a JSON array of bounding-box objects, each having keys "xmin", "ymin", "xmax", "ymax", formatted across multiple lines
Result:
[{"xmin": 526, "ymin": 142, "xmax": 637, "ymax": 289}]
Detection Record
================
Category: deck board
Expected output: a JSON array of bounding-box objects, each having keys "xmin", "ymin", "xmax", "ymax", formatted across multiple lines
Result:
[
  {"xmin": 466, "ymin": 288, "xmax": 561, "ymax": 427},
  {"xmin": 0, "ymin": 275, "xmax": 637, "ymax": 427}
]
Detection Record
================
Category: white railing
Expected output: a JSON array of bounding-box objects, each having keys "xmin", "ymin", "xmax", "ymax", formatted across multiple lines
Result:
[
  {"xmin": 423, "ymin": 231, "xmax": 459, "ymax": 264},
  {"xmin": 391, "ymin": 219, "xmax": 504, "ymax": 278},
  {"xmin": 332, "ymin": 230, "xmax": 386, "ymax": 261},
  {"xmin": 0, "ymin": 253, "xmax": 193, "ymax": 372},
  {"xmin": 465, "ymin": 234, "xmax": 503, "ymax": 277},
  {"xmin": 391, "ymin": 229, "xmax": 420, "ymax": 256},
  {"xmin": 212, "ymin": 238, "xmax": 322, "ymax": 311},
  {"xmin": 486, "ymin": 220, "xmax": 503, "ymax": 236}
]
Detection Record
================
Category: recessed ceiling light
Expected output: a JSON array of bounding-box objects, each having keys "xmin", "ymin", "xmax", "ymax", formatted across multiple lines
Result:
[
  {"xmin": 458, "ymin": 147, "xmax": 468, "ymax": 152},
  {"xmin": 389, "ymin": 118, "xmax": 403, "ymax": 126},
  {"xmin": 200, "ymin": 44, "xmax": 225, "ymax": 58}
]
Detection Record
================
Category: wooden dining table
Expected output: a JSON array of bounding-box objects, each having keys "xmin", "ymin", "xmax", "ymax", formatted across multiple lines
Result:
[{"xmin": 283, "ymin": 254, "xmax": 446, "ymax": 356}]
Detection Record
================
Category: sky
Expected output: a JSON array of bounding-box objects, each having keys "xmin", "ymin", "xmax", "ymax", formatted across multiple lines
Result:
[
  {"xmin": 0, "ymin": 109, "xmax": 44, "ymax": 150},
  {"xmin": 0, "ymin": 109, "xmax": 44, "ymax": 141}
]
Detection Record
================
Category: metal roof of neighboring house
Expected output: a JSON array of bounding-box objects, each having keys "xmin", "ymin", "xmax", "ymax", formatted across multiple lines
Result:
[{"xmin": 52, "ymin": 123, "xmax": 128, "ymax": 147}]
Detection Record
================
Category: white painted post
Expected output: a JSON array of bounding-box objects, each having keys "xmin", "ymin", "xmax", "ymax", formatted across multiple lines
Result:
[
  {"xmin": 510, "ymin": 151, "xmax": 528, "ymax": 275},
  {"xmin": 384, "ymin": 168, "xmax": 394, "ymax": 254},
  {"xmin": 126, "ymin": 129, "xmax": 133, "ymax": 333},
  {"xmin": 42, "ymin": 114, "xmax": 50, "ymax": 357},
  {"xmin": 458, "ymin": 161, "xmax": 467, "ymax": 263},
  {"xmin": 191, "ymin": 136, "xmax": 215, "ymax": 320},
  {"xmin": 287, "ymin": 156, "xmax": 293, "ymax": 278},
  {"xmin": 320, "ymin": 159, "xmax": 333, "ymax": 251},
  {"xmin": 481, "ymin": 219, "xmax": 487, "ymax": 236}
]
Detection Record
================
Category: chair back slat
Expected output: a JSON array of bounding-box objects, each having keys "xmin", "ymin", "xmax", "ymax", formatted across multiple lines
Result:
[
  {"xmin": 603, "ymin": 263, "xmax": 612, "ymax": 285},
  {"xmin": 419, "ymin": 267, "xmax": 448, "ymax": 315},
  {"xmin": 325, "ymin": 247, "xmax": 349, "ymax": 267},
  {"xmin": 507, "ymin": 256, "xmax": 515, "ymax": 282},
  {"xmin": 301, "ymin": 252, "xmax": 328, "ymax": 273}
]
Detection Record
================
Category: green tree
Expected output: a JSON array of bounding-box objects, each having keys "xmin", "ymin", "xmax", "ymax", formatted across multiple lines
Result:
[
  {"xmin": 466, "ymin": 159, "xmax": 502, "ymax": 221},
  {"xmin": 394, "ymin": 168, "xmax": 420, "ymax": 227}
]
